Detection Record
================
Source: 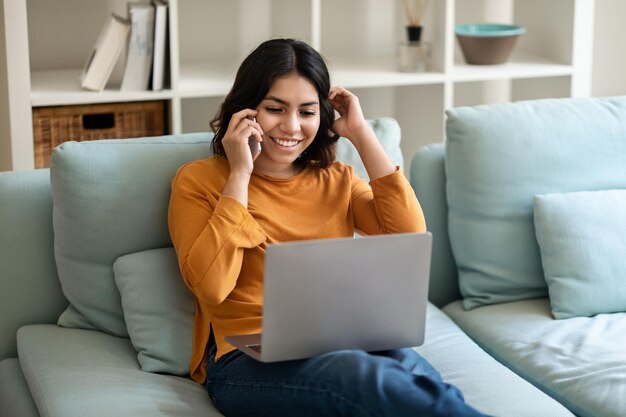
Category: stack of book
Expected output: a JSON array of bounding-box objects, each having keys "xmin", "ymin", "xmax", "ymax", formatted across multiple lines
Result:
[{"xmin": 80, "ymin": 0, "xmax": 169, "ymax": 92}]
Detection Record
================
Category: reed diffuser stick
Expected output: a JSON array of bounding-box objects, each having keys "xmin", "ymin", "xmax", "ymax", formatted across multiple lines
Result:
[{"xmin": 402, "ymin": 0, "xmax": 428, "ymax": 26}]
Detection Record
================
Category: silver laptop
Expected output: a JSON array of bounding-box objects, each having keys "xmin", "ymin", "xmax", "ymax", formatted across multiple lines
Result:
[{"xmin": 225, "ymin": 232, "xmax": 432, "ymax": 362}]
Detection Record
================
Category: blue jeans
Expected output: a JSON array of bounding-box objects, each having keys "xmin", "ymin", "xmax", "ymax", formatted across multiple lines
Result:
[{"xmin": 205, "ymin": 341, "xmax": 489, "ymax": 417}]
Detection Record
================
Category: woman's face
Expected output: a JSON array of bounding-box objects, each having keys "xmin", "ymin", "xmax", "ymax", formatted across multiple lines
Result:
[{"xmin": 253, "ymin": 73, "xmax": 321, "ymax": 173}]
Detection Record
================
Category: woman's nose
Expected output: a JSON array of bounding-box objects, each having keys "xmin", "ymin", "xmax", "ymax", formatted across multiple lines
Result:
[{"xmin": 281, "ymin": 113, "xmax": 300, "ymax": 135}]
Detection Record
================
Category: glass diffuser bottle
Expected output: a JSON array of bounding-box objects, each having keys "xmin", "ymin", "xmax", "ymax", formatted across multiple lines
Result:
[{"xmin": 398, "ymin": 0, "xmax": 429, "ymax": 72}]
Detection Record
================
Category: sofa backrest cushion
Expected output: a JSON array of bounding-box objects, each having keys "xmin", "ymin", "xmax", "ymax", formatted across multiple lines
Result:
[
  {"xmin": 50, "ymin": 118, "xmax": 404, "ymax": 346},
  {"xmin": 336, "ymin": 117, "xmax": 403, "ymax": 180},
  {"xmin": 446, "ymin": 96, "xmax": 626, "ymax": 310},
  {"xmin": 51, "ymin": 134, "xmax": 213, "ymax": 336}
]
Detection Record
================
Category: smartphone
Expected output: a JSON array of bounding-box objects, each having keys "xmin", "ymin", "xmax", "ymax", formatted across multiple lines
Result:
[{"xmin": 247, "ymin": 116, "xmax": 261, "ymax": 157}]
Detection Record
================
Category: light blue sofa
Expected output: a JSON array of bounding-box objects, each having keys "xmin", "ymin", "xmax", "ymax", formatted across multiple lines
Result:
[
  {"xmin": 1, "ymin": 99, "xmax": 618, "ymax": 417},
  {"xmin": 411, "ymin": 96, "xmax": 626, "ymax": 417}
]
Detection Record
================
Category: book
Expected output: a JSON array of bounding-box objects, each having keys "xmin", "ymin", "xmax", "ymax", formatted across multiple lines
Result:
[
  {"xmin": 120, "ymin": 3, "xmax": 155, "ymax": 91},
  {"xmin": 80, "ymin": 14, "xmax": 130, "ymax": 92},
  {"xmin": 151, "ymin": 0, "xmax": 169, "ymax": 91}
]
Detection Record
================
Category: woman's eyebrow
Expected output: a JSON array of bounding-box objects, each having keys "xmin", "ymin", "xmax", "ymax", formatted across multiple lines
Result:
[{"xmin": 263, "ymin": 95, "xmax": 319, "ymax": 107}]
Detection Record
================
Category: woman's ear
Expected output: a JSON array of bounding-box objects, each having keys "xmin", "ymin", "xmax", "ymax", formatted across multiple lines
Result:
[{"xmin": 327, "ymin": 129, "xmax": 339, "ymax": 141}]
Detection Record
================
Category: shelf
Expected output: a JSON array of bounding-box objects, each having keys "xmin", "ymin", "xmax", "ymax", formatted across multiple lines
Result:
[
  {"xmin": 30, "ymin": 69, "xmax": 174, "ymax": 107},
  {"xmin": 451, "ymin": 50, "xmax": 573, "ymax": 82},
  {"xmin": 177, "ymin": 56, "xmax": 447, "ymax": 100},
  {"xmin": 1, "ymin": 0, "xmax": 594, "ymax": 171},
  {"xmin": 327, "ymin": 55, "xmax": 446, "ymax": 88},
  {"xmin": 30, "ymin": 52, "xmax": 573, "ymax": 107}
]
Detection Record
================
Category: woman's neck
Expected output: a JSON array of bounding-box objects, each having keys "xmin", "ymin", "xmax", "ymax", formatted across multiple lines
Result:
[{"xmin": 252, "ymin": 161, "xmax": 300, "ymax": 179}]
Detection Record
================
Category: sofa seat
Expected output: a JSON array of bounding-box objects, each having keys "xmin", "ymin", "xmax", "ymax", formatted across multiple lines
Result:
[
  {"xmin": 416, "ymin": 304, "xmax": 573, "ymax": 417},
  {"xmin": 444, "ymin": 298, "xmax": 626, "ymax": 417},
  {"xmin": 16, "ymin": 325, "xmax": 222, "ymax": 417},
  {"xmin": 10, "ymin": 305, "xmax": 574, "ymax": 417}
]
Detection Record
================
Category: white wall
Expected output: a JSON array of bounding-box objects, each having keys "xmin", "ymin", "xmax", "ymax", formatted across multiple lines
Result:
[
  {"xmin": 592, "ymin": 0, "xmax": 626, "ymax": 96},
  {"xmin": 0, "ymin": 2, "xmax": 11, "ymax": 170},
  {"xmin": 1, "ymin": 0, "xmax": 33, "ymax": 171}
]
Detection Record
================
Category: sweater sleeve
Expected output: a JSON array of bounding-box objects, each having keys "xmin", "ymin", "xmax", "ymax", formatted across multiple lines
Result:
[
  {"xmin": 351, "ymin": 167, "xmax": 427, "ymax": 235},
  {"xmin": 168, "ymin": 164, "xmax": 266, "ymax": 305}
]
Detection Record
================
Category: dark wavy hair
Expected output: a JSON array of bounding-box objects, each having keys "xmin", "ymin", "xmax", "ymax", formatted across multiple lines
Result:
[{"xmin": 210, "ymin": 38, "xmax": 338, "ymax": 169}]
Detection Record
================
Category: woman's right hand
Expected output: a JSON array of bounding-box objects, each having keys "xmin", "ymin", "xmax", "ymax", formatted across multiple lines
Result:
[{"xmin": 221, "ymin": 109, "xmax": 264, "ymax": 176}]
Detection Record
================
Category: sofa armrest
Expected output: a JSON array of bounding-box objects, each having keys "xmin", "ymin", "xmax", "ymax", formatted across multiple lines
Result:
[
  {"xmin": 410, "ymin": 144, "xmax": 461, "ymax": 308},
  {"xmin": 0, "ymin": 358, "xmax": 39, "ymax": 417},
  {"xmin": 0, "ymin": 169, "xmax": 67, "ymax": 360}
]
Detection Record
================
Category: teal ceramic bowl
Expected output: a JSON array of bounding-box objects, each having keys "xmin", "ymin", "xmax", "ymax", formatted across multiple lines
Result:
[
  {"xmin": 455, "ymin": 23, "xmax": 525, "ymax": 65},
  {"xmin": 455, "ymin": 23, "xmax": 525, "ymax": 38}
]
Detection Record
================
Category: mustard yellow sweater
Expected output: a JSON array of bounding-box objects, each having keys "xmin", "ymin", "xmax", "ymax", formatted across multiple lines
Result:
[{"xmin": 168, "ymin": 156, "xmax": 426, "ymax": 383}]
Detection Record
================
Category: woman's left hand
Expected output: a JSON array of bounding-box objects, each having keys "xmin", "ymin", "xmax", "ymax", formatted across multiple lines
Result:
[
  {"xmin": 329, "ymin": 87, "xmax": 371, "ymax": 146},
  {"xmin": 329, "ymin": 87, "xmax": 396, "ymax": 180}
]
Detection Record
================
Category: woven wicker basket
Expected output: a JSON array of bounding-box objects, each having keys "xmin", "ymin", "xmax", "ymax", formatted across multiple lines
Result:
[{"xmin": 33, "ymin": 100, "xmax": 167, "ymax": 168}]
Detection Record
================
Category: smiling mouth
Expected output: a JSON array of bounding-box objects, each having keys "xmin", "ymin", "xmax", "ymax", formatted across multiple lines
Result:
[{"xmin": 271, "ymin": 137, "xmax": 300, "ymax": 148}]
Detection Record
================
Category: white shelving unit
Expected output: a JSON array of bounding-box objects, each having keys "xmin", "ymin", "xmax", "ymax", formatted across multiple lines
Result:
[{"xmin": 0, "ymin": 0, "xmax": 595, "ymax": 171}]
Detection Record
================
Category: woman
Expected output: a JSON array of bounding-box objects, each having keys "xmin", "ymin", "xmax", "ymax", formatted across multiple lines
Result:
[{"xmin": 169, "ymin": 38, "xmax": 488, "ymax": 417}]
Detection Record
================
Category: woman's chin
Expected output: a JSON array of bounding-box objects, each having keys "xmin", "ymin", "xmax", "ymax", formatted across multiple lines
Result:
[{"xmin": 255, "ymin": 152, "xmax": 296, "ymax": 170}]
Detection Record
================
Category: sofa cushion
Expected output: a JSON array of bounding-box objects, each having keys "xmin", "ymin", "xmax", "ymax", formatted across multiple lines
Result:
[
  {"xmin": 534, "ymin": 189, "xmax": 626, "ymax": 319},
  {"xmin": 17, "ymin": 325, "xmax": 222, "ymax": 417},
  {"xmin": 50, "ymin": 134, "xmax": 213, "ymax": 337},
  {"xmin": 113, "ymin": 247, "xmax": 194, "ymax": 375},
  {"xmin": 0, "ymin": 358, "xmax": 39, "ymax": 417},
  {"xmin": 443, "ymin": 298, "xmax": 626, "ymax": 417},
  {"xmin": 445, "ymin": 96, "xmax": 626, "ymax": 309},
  {"xmin": 416, "ymin": 304, "xmax": 574, "ymax": 417}
]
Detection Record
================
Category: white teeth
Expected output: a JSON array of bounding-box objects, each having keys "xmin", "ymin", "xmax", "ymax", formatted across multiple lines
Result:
[{"xmin": 273, "ymin": 137, "xmax": 299, "ymax": 147}]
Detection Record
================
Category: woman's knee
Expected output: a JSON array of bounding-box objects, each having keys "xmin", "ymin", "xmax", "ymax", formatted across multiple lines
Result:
[{"xmin": 301, "ymin": 349, "xmax": 404, "ymax": 392}]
